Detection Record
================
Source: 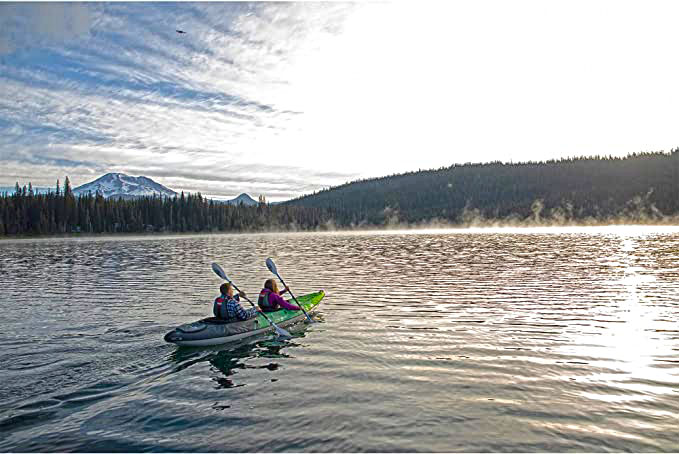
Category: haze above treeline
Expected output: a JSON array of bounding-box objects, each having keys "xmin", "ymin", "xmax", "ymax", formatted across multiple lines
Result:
[{"xmin": 1, "ymin": 150, "xmax": 678, "ymax": 237}]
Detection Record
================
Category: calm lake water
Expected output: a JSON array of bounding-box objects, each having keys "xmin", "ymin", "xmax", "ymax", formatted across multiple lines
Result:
[{"xmin": 1, "ymin": 227, "xmax": 678, "ymax": 452}]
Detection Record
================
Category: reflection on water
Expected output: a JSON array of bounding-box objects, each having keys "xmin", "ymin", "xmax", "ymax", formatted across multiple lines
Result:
[
  {"xmin": 168, "ymin": 330, "xmax": 308, "ymax": 390},
  {"xmin": 1, "ymin": 226, "xmax": 678, "ymax": 452}
]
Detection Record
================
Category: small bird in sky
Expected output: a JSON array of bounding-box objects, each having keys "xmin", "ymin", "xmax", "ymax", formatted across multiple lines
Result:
[{"xmin": 176, "ymin": 30, "xmax": 186, "ymax": 34}]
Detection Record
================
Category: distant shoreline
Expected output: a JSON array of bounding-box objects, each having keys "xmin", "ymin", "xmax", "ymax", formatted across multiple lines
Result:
[{"xmin": 3, "ymin": 220, "xmax": 679, "ymax": 242}]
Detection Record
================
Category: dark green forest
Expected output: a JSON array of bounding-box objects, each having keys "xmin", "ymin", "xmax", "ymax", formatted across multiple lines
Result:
[
  {"xmin": 286, "ymin": 150, "xmax": 679, "ymax": 226},
  {"xmin": 0, "ymin": 178, "xmax": 331, "ymax": 236},
  {"xmin": 3, "ymin": 151, "xmax": 679, "ymax": 237}
]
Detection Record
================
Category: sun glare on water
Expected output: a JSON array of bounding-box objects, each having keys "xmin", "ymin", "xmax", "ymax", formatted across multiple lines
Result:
[{"xmin": 354, "ymin": 225, "xmax": 679, "ymax": 236}]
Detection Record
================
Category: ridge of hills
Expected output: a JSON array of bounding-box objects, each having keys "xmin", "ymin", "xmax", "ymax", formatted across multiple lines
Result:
[{"xmin": 285, "ymin": 150, "xmax": 679, "ymax": 225}]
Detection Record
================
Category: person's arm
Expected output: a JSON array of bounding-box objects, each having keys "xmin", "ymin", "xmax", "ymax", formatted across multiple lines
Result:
[
  {"xmin": 236, "ymin": 302, "xmax": 258, "ymax": 320},
  {"xmin": 273, "ymin": 292, "xmax": 300, "ymax": 311},
  {"xmin": 279, "ymin": 286, "xmax": 289, "ymax": 295}
]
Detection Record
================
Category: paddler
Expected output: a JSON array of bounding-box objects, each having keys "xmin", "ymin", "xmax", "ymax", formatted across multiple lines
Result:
[
  {"xmin": 214, "ymin": 283, "xmax": 259, "ymax": 321},
  {"xmin": 258, "ymin": 279, "xmax": 301, "ymax": 312}
]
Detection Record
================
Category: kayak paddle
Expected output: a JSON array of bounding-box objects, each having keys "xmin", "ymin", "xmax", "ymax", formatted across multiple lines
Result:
[
  {"xmin": 210, "ymin": 262, "xmax": 291, "ymax": 339},
  {"xmin": 265, "ymin": 257, "xmax": 314, "ymax": 323}
]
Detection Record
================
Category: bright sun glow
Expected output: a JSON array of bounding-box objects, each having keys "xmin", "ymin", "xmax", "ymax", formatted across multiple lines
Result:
[{"xmin": 243, "ymin": 0, "xmax": 679, "ymax": 190}]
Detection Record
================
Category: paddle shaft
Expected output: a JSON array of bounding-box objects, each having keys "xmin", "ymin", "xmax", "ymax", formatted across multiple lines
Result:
[
  {"xmin": 275, "ymin": 272, "xmax": 313, "ymax": 322},
  {"xmin": 229, "ymin": 283, "xmax": 283, "ymax": 331},
  {"xmin": 228, "ymin": 281, "xmax": 255, "ymax": 306}
]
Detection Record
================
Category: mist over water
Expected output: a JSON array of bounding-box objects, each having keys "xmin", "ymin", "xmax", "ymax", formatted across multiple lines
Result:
[
  {"xmin": 1, "ymin": 227, "xmax": 678, "ymax": 452},
  {"xmin": 366, "ymin": 194, "xmax": 679, "ymax": 231}
]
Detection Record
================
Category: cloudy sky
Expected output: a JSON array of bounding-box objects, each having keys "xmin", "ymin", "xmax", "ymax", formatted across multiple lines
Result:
[{"xmin": 1, "ymin": 1, "xmax": 678, "ymax": 200}]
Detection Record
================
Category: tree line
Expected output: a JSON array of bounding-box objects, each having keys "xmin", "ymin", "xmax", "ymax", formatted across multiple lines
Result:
[
  {"xmin": 0, "ymin": 177, "xmax": 332, "ymax": 236},
  {"xmin": 286, "ymin": 150, "xmax": 679, "ymax": 226},
  {"xmin": 4, "ymin": 150, "xmax": 679, "ymax": 236}
]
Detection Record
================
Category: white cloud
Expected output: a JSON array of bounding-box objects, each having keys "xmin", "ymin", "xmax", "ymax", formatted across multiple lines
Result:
[
  {"xmin": 1, "ymin": 1, "xmax": 679, "ymax": 200},
  {"xmin": 0, "ymin": 3, "xmax": 94, "ymax": 54}
]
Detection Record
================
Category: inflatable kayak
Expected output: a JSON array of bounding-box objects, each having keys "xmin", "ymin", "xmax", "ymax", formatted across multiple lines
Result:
[{"xmin": 164, "ymin": 290, "xmax": 325, "ymax": 346}]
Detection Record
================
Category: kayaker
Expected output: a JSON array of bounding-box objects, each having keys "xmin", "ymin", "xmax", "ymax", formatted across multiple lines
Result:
[
  {"xmin": 214, "ymin": 283, "xmax": 259, "ymax": 322},
  {"xmin": 258, "ymin": 279, "xmax": 301, "ymax": 312}
]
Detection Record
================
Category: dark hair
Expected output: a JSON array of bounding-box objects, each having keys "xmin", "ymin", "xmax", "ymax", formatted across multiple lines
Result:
[{"xmin": 220, "ymin": 283, "xmax": 231, "ymax": 295}]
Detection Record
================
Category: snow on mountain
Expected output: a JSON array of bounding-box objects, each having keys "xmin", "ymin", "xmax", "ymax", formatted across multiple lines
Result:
[
  {"xmin": 7, "ymin": 174, "xmax": 264, "ymax": 205},
  {"xmin": 73, "ymin": 173, "xmax": 177, "ymax": 199}
]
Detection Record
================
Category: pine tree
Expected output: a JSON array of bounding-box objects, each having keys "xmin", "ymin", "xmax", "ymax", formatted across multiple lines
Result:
[{"xmin": 63, "ymin": 177, "xmax": 72, "ymax": 197}]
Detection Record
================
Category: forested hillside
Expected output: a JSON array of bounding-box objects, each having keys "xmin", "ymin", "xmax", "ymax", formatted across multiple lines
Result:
[
  {"xmin": 4, "ymin": 151, "xmax": 679, "ymax": 236},
  {"xmin": 286, "ymin": 151, "xmax": 679, "ymax": 226}
]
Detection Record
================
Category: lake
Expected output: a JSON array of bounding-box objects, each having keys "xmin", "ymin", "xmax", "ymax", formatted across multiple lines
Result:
[{"xmin": 1, "ymin": 227, "xmax": 678, "ymax": 452}]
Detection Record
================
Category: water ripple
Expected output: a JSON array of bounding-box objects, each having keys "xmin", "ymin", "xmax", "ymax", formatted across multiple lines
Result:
[{"xmin": 1, "ymin": 227, "xmax": 678, "ymax": 451}]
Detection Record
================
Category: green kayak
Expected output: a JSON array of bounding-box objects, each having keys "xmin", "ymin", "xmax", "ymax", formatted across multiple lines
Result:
[{"xmin": 164, "ymin": 291, "xmax": 325, "ymax": 346}]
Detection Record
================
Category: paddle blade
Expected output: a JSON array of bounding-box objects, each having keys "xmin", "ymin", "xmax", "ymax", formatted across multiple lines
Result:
[
  {"xmin": 274, "ymin": 325, "xmax": 292, "ymax": 339},
  {"xmin": 211, "ymin": 262, "xmax": 228, "ymax": 281},
  {"xmin": 265, "ymin": 257, "xmax": 278, "ymax": 275}
]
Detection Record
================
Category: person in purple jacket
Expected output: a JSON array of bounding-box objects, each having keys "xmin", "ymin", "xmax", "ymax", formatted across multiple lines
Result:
[{"xmin": 257, "ymin": 279, "xmax": 301, "ymax": 312}]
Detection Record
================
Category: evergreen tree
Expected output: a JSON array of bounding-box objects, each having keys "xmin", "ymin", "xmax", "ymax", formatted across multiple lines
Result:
[
  {"xmin": 63, "ymin": 177, "xmax": 72, "ymax": 197},
  {"xmin": 3, "ymin": 151, "xmax": 678, "ymax": 239}
]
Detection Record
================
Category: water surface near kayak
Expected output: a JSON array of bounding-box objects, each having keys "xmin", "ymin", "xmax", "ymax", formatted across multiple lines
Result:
[{"xmin": 1, "ymin": 227, "xmax": 678, "ymax": 452}]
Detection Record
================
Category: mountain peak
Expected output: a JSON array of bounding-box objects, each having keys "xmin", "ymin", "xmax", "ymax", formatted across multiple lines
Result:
[
  {"xmin": 217, "ymin": 193, "xmax": 258, "ymax": 206},
  {"xmin": 73, "ymin": 173, "xmax": 177, "ymax": 199}
]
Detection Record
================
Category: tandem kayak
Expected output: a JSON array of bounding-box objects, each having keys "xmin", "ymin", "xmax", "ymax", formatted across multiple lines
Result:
[{"xmin": 164, "ymin": 290, "xmax": 325, "ymax": 346}]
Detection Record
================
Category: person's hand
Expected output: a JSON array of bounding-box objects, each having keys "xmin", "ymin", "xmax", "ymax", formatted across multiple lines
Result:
[
  {"xmin": 239, "ymin": 291, "xmax": 247, "ymax": 298},
  {"xmin": 284, "ymin": 286, "xmax": 290, "ymax": 293}
]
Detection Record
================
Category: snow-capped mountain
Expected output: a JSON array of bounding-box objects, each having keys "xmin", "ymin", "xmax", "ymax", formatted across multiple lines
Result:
[{"xmin": 73, "ymin": 173, "xmax": 177, "ymax": 199}]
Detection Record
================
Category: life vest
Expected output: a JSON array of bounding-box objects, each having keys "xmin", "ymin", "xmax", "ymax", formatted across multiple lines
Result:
[
  {"xmin": 213, "ymin": 294, "xmax": 229, "ymax": 319},
  {"xmin": 258, "ymin": 289, "xmax": 277, "ymax": 312}
]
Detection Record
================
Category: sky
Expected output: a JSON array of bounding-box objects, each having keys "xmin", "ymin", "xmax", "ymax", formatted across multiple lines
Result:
[{"xmin": 1, "ymin": 1, "xmax": 679, "ymax": 201}]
